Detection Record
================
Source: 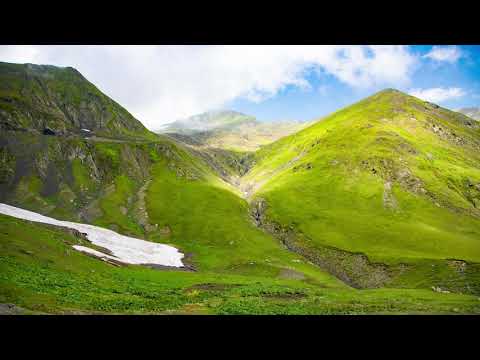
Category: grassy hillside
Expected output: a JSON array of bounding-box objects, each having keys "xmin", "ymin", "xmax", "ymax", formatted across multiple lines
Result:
[
  {"xmin": 2, "ymin": 214, "xmax": 479, "ymax": 314},
  {"xmin": 0, "ymin": 125, "xmax": 345, "ymax": 299},
  {"xmin": 2, "ymin": 75, "xmax": 480, "ymax": 314},
  {"xmin": 242, "ymin": 89, "xmax": 480, "ymax": 291},
  {"xmin": 1, "ymin": 131, "xmax": 160, "ymax": 229},
  {"xmin": 0, "ymin": 62, "xmax": 154, "ymax": 139}
]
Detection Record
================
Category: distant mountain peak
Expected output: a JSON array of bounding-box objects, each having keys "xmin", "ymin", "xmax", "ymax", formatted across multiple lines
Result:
[
  {"xmin": 161, "ymin": 109, "xmax": 258, "ymax": 134},
  {"xmin": 457, "ymin": 107, "xmax": 480, "ymax": 120},
  {"xmin": 379, "ymin": 88, "xmax": 400, "ymax": 94},
  {"xmin": 159, "ymin": 109, "xmax": 306, "ymax": 151},
  {"xmin": 205, "ymin": 109, "xmax": 249, "ymax": 117}
]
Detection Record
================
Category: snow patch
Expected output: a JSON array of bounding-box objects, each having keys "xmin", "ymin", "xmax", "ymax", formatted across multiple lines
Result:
[
  {"xmin": 0, "ymin": 203, "xmax": 184, "ymax": 267},
  {"xmin": 72, "ymin": 245, "xmax": 119, "ymax": 261}
]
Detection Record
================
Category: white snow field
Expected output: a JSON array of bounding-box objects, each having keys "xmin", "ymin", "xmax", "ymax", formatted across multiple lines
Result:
[
  {"xmin": 0, "ymin": 203, "xmax": 184, "ymax": 267},
  {"xmin": 72, "ymin": 245, "xmax": 122, "ymax": 262}
]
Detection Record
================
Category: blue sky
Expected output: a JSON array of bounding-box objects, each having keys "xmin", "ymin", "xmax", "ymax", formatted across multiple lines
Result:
[
  {"xmin": 228, "ymin": 45, "xmax": 480, "ymax": 123},
  {"xmin": 1, "ymin": 45, "xmax": 479, "ymax": 129}
]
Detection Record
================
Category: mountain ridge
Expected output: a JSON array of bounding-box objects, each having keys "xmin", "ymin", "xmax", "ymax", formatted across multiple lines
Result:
[
  {"xmin": 160, "ymin": 110, "xmax": 310, "ymax": 152},
  {"xmin": 161, "ymin": 110, "xmax": 257, "ymax": 133},
  {"xmin": 236, "ymin": 88, "xmax": 480, "ymax": 290},
  {"xmin": 0, "ymin": 62, "xmax": 154, "ymax": 139}
]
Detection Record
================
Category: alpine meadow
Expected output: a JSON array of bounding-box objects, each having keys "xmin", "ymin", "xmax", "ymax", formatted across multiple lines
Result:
[{"xmin": 1, "ymin": 45, "xmax": 480, "ymax": 315}]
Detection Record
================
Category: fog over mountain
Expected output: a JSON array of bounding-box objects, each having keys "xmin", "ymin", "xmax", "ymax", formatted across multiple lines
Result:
[
  {"xmin": 159, "ymin": 110, "xmax": 310, "ymax": 151},
  {"xmin": 457, "ymin": 107, "xmax": 480, "ymax": 120}
]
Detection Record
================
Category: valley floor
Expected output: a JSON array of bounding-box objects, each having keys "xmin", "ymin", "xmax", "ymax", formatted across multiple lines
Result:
[{"xmin": 1, "ymin": 214, "xmax": 479, "ymax": 315}]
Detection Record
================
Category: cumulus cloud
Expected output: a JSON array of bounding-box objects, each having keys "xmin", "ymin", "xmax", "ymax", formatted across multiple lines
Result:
[
  {"xmin": 409, "ymin": 87, "xmax": 466, "ymax": 103},
  {"xmin": 423, "ymin": 46, "xmax": 463, "ymax": 63},
  {"xmin": 0, "ymin": 45, "xmax": 417, "ymax": 129}
]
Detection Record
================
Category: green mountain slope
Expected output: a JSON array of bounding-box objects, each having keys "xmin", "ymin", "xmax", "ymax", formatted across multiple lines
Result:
[
  {"xmin": 0, "ymin": 130, "xmax": 339, "ymax": 281},
  {"xmin": 242, "ymin": 89, "xmax": 480, "ymax": 291},
  {"xmin": 0, "ymin": 130, "xmax": 211, "ymax": 235},
  {"xmin": 0, "ymin": 62, "xmax": 153, "ymax": 139},
  {"xmin": 0, "ymin": 62, "xmax": 345, "ymax": 307}
]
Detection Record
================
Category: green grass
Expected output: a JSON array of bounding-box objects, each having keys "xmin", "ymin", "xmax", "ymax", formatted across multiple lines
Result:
[
  {"xmin": 1, "ymin": 214, "xmax": 478, "ymax": 314},
  {"xmin": 0, "ymin": 61, "xmax": 155, "ymax": 139},
  {"xmin": 2, "ymin": 88, "xmax": 480, "ymax": 314},
  {"xmin": 260, "ymin": 171, "xmax": 480, "ymax": 264},
  {"xmin": 244, "ymin": 89, "xmax": 480, "ymax": 267},
  {"xmin": 71, "ymin": 158, "xmax": 93, "ymax": 192},
  {"xmin": 145, "ymin": 156, "xmax": 343, "ymax": 286},
  {"xmin": 94, "ymin": 175, "xmax": 144, "ymax": 237}
]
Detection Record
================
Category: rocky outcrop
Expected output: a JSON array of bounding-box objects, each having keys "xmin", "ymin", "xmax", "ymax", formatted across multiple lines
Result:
[
  {"xmin": 0, "ymin": 303, "xmax": 26, "ymax": 315},
  {"xmin": 0, "ymin": 131, "xmax": 158, "ymax": 221},
  {"xmin": 430, "ymin": 123, "xmax": 467, "ymax": 146},
  {"xmin": 361, "ymin": 157, "xmax": 425, "ymax": 195},
  {"xmin": 43, "ymin": 127, "xmax": 56, "ymax": 136},
  {"xmin": 383, "ymin": 181, "xmax": 398, "ymax": 210}
]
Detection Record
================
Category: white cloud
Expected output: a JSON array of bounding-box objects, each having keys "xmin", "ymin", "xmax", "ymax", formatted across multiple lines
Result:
[
  {"xmin": 409, "ymin": 87, "xmax": 466, "ymax": 103},
  {"xmin": 0, "ymin": 45, "xmax": 417, "ymax": 129},
  {"xmin": 423, "ymin": 46, "xmax": 463, "ymax": 63}
]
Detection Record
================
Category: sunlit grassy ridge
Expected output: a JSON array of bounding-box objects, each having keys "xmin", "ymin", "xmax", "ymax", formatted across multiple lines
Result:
[
  {"xmin": 244, "ymin": 89, "xmax": 480, "ymax": 265},
  {"xmin": 145, "ymin": 156, "xmax": 344, "ymax": 284},
  {"xmin": 0, "ymin": 130, "xmax": 346, "ymax": 298}
]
